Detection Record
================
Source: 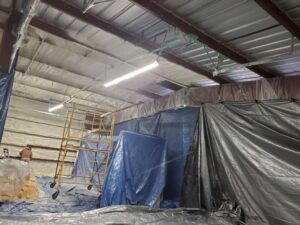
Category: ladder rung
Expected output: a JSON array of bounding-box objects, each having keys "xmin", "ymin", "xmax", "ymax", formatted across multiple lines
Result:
[
  {"xmin": 59, "ymin": 181, "xmax": 102, "ymax": 186},
  {"xmin": 99, "ymin": 129, "xmax": 112, "ymax": 133},
  {"xmin": 63, "ymin": 146, "xmax": 111, "ymax": 153},
  {"xmin": 63, "ymin": 137, "xmax": 110, "ymax": 143},
  {"xmin": 60, "ymin": 174, "xmax": 103, "ymax": 179},
  {"xmin": 54, "ymin": 109, "xmax": 115, "ymax": 191}
]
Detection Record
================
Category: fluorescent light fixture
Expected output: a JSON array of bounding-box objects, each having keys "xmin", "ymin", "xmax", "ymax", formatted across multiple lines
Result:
[
  {"xmin": 34, "ymin": 110, "xmax": 61, "ymax": 116},
  {"xmin": 104, "ymin": 61, "xmax": 159, "ymax": 87},
  {"xmin": 101, "ymin": 112, "xmax": 111, "ymax": 118},
  {"xmin": 48, "ymin": 103, "xmax": 64, "ymax": 112}
]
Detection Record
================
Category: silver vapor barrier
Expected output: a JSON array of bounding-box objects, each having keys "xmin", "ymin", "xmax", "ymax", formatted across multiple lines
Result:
[
  {"xmin": 112, "ymin": 99, "xmax": 299, "ymax": 225},
  {"xmin": 114, "ymin": 76, "xmax": 300, "ymax": 123},
  {"xmin": 183, "ymin": 100, "xmax": 300, "ymax": 225}
]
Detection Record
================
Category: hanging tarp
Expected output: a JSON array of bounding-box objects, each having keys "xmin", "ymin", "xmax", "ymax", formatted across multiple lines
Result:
[
  {"xmin": 158, "ymin": 108, "xmax": 199, "ymax": 206},
  {"xmin": 181, "ymin": 115, "xmax": 201, "ymax": 208},
  {"xmin": 138, "ymin": 114, "xmax": 160, "ymax": 134},
  {"xmin": 198, "ymin": 100, "xmax": 300, "ymax": 225},
  {"xmin": 182, "ymin": 106, "xmax": 222, "ymax": 211},
  {"xmin": 114, "ymin": 119, "xmax": 138, "ymax": 136},
  {"xmin": 100, "ymin": 131, "xmax": 167, "ymax": 207},
  {"xmin": 72, "ymin": 134, "xmax": 114, "ymax": 185},
  {"xmin": 0, "ymin": 64, "xmax": 16, "ymax": 143},
  {"xmin": 115, "ymin": 107, "xmax": 199, "ymax": 206}
]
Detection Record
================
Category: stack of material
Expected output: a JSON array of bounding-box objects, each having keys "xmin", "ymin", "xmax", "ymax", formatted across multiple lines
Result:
[
  {"xmin": 0, "ymin": 159, "xmax": 38, "ymax": 200},
  {"xmin": 17, "ymin": 176, "xmax": 39, "ymax": 200}
]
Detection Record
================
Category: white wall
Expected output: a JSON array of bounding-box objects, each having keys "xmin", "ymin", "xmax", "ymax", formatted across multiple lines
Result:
[{"xmin": 2, "ymin": 95, "xmax": 76, "ymax": 176}]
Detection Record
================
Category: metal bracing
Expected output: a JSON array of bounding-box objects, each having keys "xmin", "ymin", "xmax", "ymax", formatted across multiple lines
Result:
[
  {"xmin": 130, "ymin": 0, "xmax": 277, "ymax": 79},
  {"xmin": 40, "ymin": 0, "xmax": 227, "ymax": 84},
  {"xmin": 213, "ymin": 36, "xmax": 300, "ymax": 76},
  {"xmin": 254, "ymin": 0, "xmax": 300, "ymax": 41}
]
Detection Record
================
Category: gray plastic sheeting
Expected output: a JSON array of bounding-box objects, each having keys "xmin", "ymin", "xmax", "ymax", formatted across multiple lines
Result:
[
  {"xmin": 114, "ymin": 76, "xmax": 300, "ymax": 124},
  {"xmin": 195, "ymin": 100, "xmax": 300, "ymax": 225},
  {"xmin": 0, "ymin": 205, "xmax": 237, "ymax": 225}
]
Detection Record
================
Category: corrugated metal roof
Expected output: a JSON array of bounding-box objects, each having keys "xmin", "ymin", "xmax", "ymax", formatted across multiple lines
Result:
[{"xmin": 0, "ymin": 0, "xmax": 299, "ymax": 111}]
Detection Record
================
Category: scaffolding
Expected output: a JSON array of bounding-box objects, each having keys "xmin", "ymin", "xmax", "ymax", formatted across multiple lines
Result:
[{"xmin": 50, "ymin": 103, "xmax": 115, "ymax": 199}]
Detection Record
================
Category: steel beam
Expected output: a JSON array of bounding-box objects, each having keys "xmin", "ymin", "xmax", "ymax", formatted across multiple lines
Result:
[
  {"xmin": 254, "ymin": 0, "xmax": 300, "ymax": 40},
  {"xmin": 0, "ymin": 11, "xmax": 18, "ymax": 73},
  {"xmin": 130, "ymin": 0, "xmax": 276, "ymax": 79},
  {"xmin": 40, "ymin": 0, "xmax": 227, "ymax": 84}
]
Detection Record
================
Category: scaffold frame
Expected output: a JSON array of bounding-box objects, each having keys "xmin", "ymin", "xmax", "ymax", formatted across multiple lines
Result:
[{"xmin": 50, "ymin": 103, "xmax": 115, "ymax": 199}]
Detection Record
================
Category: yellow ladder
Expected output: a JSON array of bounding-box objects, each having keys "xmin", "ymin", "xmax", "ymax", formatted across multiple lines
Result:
[{"xmin": 50, "ymin": 103, "xmax": 115, "ymax": 199}]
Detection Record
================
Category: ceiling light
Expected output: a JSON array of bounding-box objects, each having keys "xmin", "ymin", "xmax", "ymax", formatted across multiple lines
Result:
[
  {"xmin": 101, "ymin": 112, "xmax": 111, "ymax": 117},
  {"xmin": 104, "ymin": 61, "xmax": 159, "ymax": 87},
  {"xmin": 49, "ymin": 103, "xmax": 64, "ymax": 112}
]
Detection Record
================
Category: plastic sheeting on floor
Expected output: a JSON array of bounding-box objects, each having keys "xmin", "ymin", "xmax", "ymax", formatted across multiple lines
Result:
[
  {"xmin": 100, "ymin": 131, "xmax": 167, "ymax": 207},
  {"xmin": 114, "ymin": 107, "xmax": 199, "ymax": 206},
  {"xmin": 184, "ymin": 100, "xmax": 300, "ymax": 225},
  {"xmin": 0, "ymin": 205, "xmax": 240, "ymax": 225},
  {"xmin": 0, "ymin": 176, "xmax": 99, "ymax": 213}
]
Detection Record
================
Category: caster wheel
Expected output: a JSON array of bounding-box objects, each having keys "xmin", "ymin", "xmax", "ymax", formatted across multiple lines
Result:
[
  {"xmin": 50, "ymin": 182, "xmax": 56, "ymax": 188},
  {"xmin": 52, "ymin": 191, "xmax": 59, "ymax": 200},
  {"xmin": 87, "ymin": 185, "xmax": 93, "ymax": 190}
]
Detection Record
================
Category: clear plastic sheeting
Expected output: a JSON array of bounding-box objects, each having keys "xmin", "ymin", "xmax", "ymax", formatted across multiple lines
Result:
[
  {"xmin": 115, "ymin": 76, "xmax": 300, "ymax": 123},
  {"xmin": 0, "ymin": 205, "xmax": 238, "ymax": 225},
  {"xmin": 184, "ymin": 100, "xmax": 300, "ymax": 225},
  {"xmin": 100, "ymin": 131, "xmax": 167, "ymax": 207},
  {"xmin": 0, "ymin": 176, "xmax": 99, "ymax": 213},
  {"xmin": 0, "ymin": 159, "xmax": 30, "ymax": 198}
]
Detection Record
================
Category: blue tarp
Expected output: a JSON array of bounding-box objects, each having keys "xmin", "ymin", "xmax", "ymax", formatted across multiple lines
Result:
[
  {"xmin": 158, "ymin": 108, "xmax": 199, "ymax": 206},
  {"xmin": 0, "ymin": 60, "xmax": 16, "ymax": 143},
  {"xmin": 114, "ymin": 107, "xmax": 199, "ymax": 206},
  {"xmin": 100, "ymin": 131, "xmax": 167, "ymax": 207},
  {"xmin": 72, "ymin": 134, "xmax": 114, "ymax": 186},
  {"xmin": 114, "ymin": 119, "xmax": 138, "ymax": 136}
]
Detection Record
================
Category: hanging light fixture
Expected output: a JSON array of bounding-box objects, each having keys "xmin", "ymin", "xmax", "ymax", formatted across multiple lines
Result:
[{"xmin": 104, "ymin": 61, "xmax": 159, "ymax": 88}]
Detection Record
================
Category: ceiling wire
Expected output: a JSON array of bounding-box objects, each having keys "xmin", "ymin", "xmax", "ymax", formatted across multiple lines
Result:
[{"xmin": 24, "ymin": 34, "xmax": 47, "ymax": 76}]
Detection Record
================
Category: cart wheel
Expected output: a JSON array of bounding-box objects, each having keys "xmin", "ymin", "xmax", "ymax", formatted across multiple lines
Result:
[
  {"xmin": 50, "ymin": 182, "xmax": 56, "ymax": 188},
  {"xmin": 52, "ymin": 191, "xmax": 59, "ymax": 200},
  {"xmin": 87, "ymin": 185, "xmax": 93, "ymax": 190}
]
